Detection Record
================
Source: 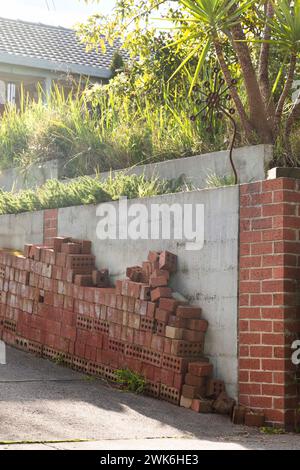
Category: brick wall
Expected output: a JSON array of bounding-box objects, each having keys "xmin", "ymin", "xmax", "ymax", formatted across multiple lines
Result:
[
  {"xmin": 239, "ymin": 178, "xmax": 300, "ymax": 428},
  {"xmin": 43, "ymin": 209, "xmax": 58, "ymax": 246}
]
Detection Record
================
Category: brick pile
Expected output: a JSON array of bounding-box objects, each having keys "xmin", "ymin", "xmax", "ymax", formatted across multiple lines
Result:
[{"xmin": 0, "ymin": 238, "xmax": 232, "ymax": 413}]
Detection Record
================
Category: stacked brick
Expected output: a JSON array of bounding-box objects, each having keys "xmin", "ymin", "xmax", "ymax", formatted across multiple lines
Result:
[{"xmin": 0, "ymin": 239, "xmax": 228, "ymax": 412}]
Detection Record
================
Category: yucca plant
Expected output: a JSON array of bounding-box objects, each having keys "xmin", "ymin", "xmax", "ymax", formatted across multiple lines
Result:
[{"xmin": 81, "ymin": 0, "xmax": 300, "ymax": 156}]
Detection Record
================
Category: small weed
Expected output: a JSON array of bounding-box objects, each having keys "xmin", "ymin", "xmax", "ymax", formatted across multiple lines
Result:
[
  {"xmin": 115, "ymin": 369, "xmax": 146, "ymax": 394},
  {"xmin": 83, "ymin": 375, "xmax": 96, "ymax": 382},
  {"xmin": 260, "ymin": 426, "xmax": 285, "ymax": 435},
  {"xmin": 54, "ymin": 354, "xmax": 66, "ymax": 366}
]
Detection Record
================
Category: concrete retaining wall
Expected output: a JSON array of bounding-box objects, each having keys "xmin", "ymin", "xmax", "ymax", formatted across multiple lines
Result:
[
  {"xmin": 95, "ymin": 144, "xmax": 273, "ymax": 188},
  {"xmin": 1, "ymin": 144, "xmax": 272, "ymax": 192},
  {"xmin": 0, "ymin": 160, "xmax": 59, "ymax": 192}
]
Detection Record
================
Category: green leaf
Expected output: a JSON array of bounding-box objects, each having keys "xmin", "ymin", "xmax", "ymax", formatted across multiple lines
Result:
[
  {"xmin": 189, "ymin": 39, "xmax": 210, "ymax": 95},
  {"xmin": 168, "ymin": 41, "xmax": 203, "ymax": 82}
]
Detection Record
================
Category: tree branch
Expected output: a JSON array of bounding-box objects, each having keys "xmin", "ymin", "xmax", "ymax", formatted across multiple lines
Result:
[{"xmin": 275, "ymin": 52, "xmax": 297, "ymax": 130}]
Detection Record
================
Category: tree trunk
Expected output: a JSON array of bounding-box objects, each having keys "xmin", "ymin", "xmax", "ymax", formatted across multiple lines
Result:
[
  {"xmin": 275, "ymin": 52, "xmax": 297, "ymax": 130},
  {"xmin": 214, "ymin": 39, "xmax": 254, "ymax": 140},
  {"xmin": 230, "ymin": 24, "xmax": 274, "ymax": 143},
  {"xmin": 258, "ymin": 1, "xmax": 275, "ymax": 123}
]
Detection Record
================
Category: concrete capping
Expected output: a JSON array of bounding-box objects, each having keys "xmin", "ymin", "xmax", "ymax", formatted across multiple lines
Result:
[{"xmin": 268, "ymin": 167, "xmax": 300, "ymax": 180}]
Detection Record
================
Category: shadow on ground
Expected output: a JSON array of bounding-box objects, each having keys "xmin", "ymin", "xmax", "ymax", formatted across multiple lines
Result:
[{"xmin": 0, "ymin": 346, "xmax": 299, "ymax": 449}]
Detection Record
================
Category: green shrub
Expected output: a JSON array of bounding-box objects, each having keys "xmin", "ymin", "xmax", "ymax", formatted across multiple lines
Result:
[
  {"xmin": 0, "ymin": 172, "xmax": 187, "ymax": 215},
  {"xmin": 206, "ymin": 173, "xmax": 236, "ymax": 188}
]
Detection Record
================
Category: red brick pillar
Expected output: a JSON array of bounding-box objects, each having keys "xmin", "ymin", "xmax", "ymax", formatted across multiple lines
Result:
[
  {"xmin": 43, "ymin": 209, "xmax": 58, "ymax": 246},
  {"xmin": 239, "ymin": 178, "xmax": 300, "ymax": 428}
]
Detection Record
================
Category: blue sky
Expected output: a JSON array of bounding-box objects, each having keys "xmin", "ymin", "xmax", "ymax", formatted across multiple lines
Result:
[{"xmin": 0, "ymin": 0, "xmax": 116, "ymax": 28}]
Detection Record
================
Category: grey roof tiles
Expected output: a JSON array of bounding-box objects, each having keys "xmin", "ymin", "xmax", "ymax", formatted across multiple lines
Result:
[{"xmin": 0, "ymin": 16, "xmax": 117, "ymax": 78}]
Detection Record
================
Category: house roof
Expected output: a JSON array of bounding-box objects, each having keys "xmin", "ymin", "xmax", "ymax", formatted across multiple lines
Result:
[{"xmin": 0, "ymin": 17, "xmax": 117, "ymax": 79}]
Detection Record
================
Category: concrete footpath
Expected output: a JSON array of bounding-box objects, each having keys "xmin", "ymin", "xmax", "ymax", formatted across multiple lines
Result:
[{"xmin": 1, "ymin": 346, "xmax": 300, "ymax": 450}]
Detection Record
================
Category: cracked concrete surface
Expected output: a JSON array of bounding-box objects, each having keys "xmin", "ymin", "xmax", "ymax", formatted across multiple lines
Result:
[{"xmin": 1, "ymin": 346, "xmax": 300, "ymax": 450}]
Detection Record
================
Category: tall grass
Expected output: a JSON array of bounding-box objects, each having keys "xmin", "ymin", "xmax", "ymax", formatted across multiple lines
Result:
[{"xmin": 0, "ymin": 83, "xmax": 227, "ymax": 177}]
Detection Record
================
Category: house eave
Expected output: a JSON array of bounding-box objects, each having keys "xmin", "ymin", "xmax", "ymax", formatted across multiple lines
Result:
[{"xmin": 0, "ymin": 52, "xmax": 112, "ymax": 79}]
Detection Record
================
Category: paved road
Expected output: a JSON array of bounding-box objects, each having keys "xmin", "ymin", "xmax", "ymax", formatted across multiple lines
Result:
[{"xmin": 1, "ymin": 346, "xmax": 300, "ymax": 450}]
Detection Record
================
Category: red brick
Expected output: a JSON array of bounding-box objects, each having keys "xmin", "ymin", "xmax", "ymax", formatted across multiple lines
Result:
[
  {"xmin": 262, "ymin": 384, "xmax": 285, "ymax": 396},
  {"xmin": 263, "ymin": 228, "xmax": 296, "ymax": 241},
  {"xmin": 239, "ymin": 345, "xmax": 249, "ymax": 356},
  {"xmin": 261, "ymin": 333, "xmax": 285, "ymax": 345},
  {"xmin": 240, "ymin": 206, "xmax": 261, "ymax": 218},
  {"xmin": 249, "ymin": 396, "xmax": 273, "ymax": 408},
  {"xmin": 155, "ymin": 308, "xmax": 170, "ymax": 323},
  {"xmin": 160, "ymin": 369, "xmax": 175, "ymax": 387},
  {"xmin": 239, "ymin": 232, "xmax": 262, "ymax": 243},
  {"xmin": 159, "ymin": 251, "xmax": 177, "ymax": 273},
  {"xmin": 262, "ymin": 203, "xmax": 295, "ymax": 217},
  {"xmin": 185, "ymin": 319, "xmax": 208, "ymax": 332},
  {"xmin": 188, "ymin": 362, "xmax": 213, "ymax": 377},
  {"xmin": 240, "ymin": 182, "xmax": 262, "ymax": 195},
  {"xmin": 151, "ymin": 335, "xmax": 165, "ymax": 352},
  {"xmin": 239, "ymin": 307, "xmax": 261, "ymax": 319},
  {"xmin": 182, "ymin": 384, "xmax": 203, "ymax": 399},
  {"xmin": 250, "ymin": 294, "xmax": 273, "ymax": 306},
  {"xmin": 261, "ymin": 359, "xmax": 285, "ymax": 371},
  {"xmin": 263, "ymin": 178, "xmax": 296, "ymax": 191},
  {"xmin": 176, "ymin": 306, "xmax": 201, "ymax": 319},
  {"xmin": 251, "ymin": 242, "xmax": 273, "ymax": 255},
  {"xmin": 159, "ymin": 297, "xmax": 179, "ymax": 312},
  {"xmin": 261, "ymin": 307, "xmax": 285, "ymax": 320},
  {"xmin": 250, "ymin": 346, "xmax": 272, "ymax": 358},
  {"xmin": 240, "ymin": 256, "xmax": 262, "ymax": 268},
  {"xmin": 263, "ymin": 253, "xmax": 297, "ymax": 266},
  {"xmin": 149, "ymin": 275, "xmax": 168, "ymax": 288},
  {"xmin": 251, "ymin": 191, "xmax": 273, "ymax": 204},
  {"xmin": 185, "ymin": 373, "xmax": 206, "ymax": 387},
  {"xmin": 146, "ymin": 302, "xmax": 156, "ymax": 318},
  {"xmin": 239, "ymin": 358, "xmax": 260, "ymax": 370},
  {"xmin": 61, "ymin": 324, "xmax": 76, "ymax": 342},
  {"xmin": 240, "ymin": 244, "xmax": 250, "ymax": 256},
  {"xmin": 151, "ymin": 287, "xmax": 172, "ymax": 302},
  {"xmin": 251, "ymin": 218, "xmax": 272, "ymax": 230},
  {"xmin": 240, "ymin": 281, "xmax": 261, "ymax": 294},
  {"xmin": 239, "ymin": 383, "xmax": 261, "ymax": 395},
  {"xmin": 239, "ymin": 320, "xmax": 249, "ymax": 332},
  {"xmin": 249, "ymin": 320, "xmax": 272, "ymax": 332},
  {"xmin": 44, "ymin": 209, "xmax": 58, "ymax": 219},
  {"xmin": 249, "ymin": 371, "xmax": 272, "ymax": 383}
]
